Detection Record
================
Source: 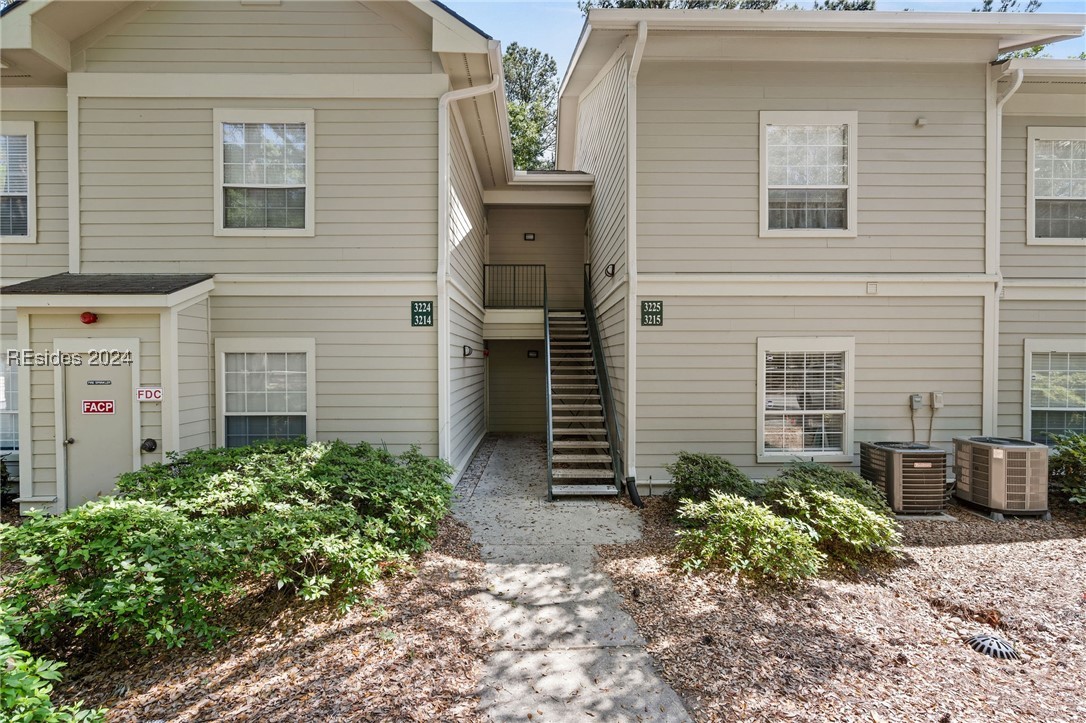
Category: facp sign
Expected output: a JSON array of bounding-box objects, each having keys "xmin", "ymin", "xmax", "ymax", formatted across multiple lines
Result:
[
  {"xmin": 82, "ymin": 400, "xmax": 115, "ymax": 415},
  {"xmin": 136, "ymin": 387, "xmax": 163, "ymax": 402}
]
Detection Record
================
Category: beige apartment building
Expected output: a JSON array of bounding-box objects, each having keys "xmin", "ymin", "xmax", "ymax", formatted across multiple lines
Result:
[{"xmin": 0, "ymin": 1, "xmax": 1082, "ymax": 511}]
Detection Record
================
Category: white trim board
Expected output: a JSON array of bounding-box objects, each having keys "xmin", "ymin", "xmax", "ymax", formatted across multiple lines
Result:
[
  {"xmin": 1001, "ymin": 280, "xmax": 1086, "ymax": 301},
  {"xmin": 637, "ymin": 274, "xmax": 998, "ymax": 297}
]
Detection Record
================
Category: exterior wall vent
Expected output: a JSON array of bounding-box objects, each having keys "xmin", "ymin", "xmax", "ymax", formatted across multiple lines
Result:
[
  {"xmin": 953, "ymin": 437, "xmax": 1049, "ymax": 517},
  {"xmin": 860, "ymin": 442, "xmax": 949, "ymax": 514}
]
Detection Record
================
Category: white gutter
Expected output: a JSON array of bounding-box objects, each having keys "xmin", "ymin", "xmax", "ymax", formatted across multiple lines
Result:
[
  {"xmin": 981, "ymin": 66, "xmax": 1025, "ymax": 436},
  {"xmin": 624, "ymin": 21, "xmax": 647, "ymax": 482},
  {"xmin": 437, "ymin": 40, "xmax": 502, "ymax": 463}
]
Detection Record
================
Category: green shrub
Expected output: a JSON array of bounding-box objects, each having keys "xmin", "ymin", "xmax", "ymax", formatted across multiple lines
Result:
[
  {"xmin": 666, "ymin": 451, "xmax": 759, "ymax": 503},
  {"xmin": 675, "ymin": 492, "xmax": 824, "ymax": 584},
  {"xmin": 765, "ymin": 463, "xmax": 901, "ymax": 566},
  {"xmin": 772, "ymin": 461, "xmax": 892, "ymax": 515},
  {"xmin": 1050, "ymin": 433, "xmax": 1086, "ymax": 505},
  {"xmin": 0, "ymin": 440, "xmax": 454, "ymax": 650},
  {"xmin": 0, "ymin": 604, "xmax": 105, "ymax": 722}
]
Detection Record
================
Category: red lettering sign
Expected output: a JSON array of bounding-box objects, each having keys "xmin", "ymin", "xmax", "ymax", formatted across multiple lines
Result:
[{"xmin": 82, "ymin": 400, "xmax": 115, "ymax": 414}]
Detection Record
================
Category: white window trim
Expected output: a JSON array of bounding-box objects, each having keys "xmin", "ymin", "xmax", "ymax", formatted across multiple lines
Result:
[
  {"xmin": 759, "ymin": 111, "xmax": 858, "ymax": 239},
  {"xmin": 1026, "ymin": 126, "xmax": 1086, "ymax": 247},
  {"xmin": 215, "ymin": 337, "xmax": 317, "ymax": 447},
  {"xmin": 212, "ymin": 108, "xmax": 315, "ymax": 237},
  {"xmin": 0, "ymin": 121, "xmax": 37, "ymax": 244},
  {"xmin": 0, "ymin": 347, "xmax": 18, "ymax": 453},
  {"xmin": 757, "ymin": 336, "xmax": 856, "ymax": 464},
  {"xmin": 1023, "ymin": 338, "xmax": 1086, "ymax": 444}
]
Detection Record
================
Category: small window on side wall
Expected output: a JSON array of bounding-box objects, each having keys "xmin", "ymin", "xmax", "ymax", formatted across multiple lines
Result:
[
  {"xmin": 760, "ymin": 111, "xmax": 858, "ymax": 239},
  {"xmin": 1027, "ymin": 127, "xmax": 1086, "ymax": 246},
  {"xmin": 0, "ymin": 121, "xmax": 36, "ymax": 243},
  {"xmin": 213, "ymin": 109, "xmax": 315, "ymax": 237},
  {"xmin": 215, "ymin": 338, "xmax": 316, "ymax": 448}
]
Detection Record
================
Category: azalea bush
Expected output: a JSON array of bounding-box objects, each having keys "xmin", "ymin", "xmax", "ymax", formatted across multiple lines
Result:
[
  {"xmin": 1049, "ymin": 433, "xmax": 1086, "ymax": 505},
  {"xmin": 0, "ymin": 440, "xmax": 453, "ymax": 651},
  {"xmin": 666, "ymin": 451, "xmax": 760, "ymax": 503},
  {"xmin": 675, "ymin": 492, "xmax": 824, "ymax": 584},
  {"xmin": 0, "ymin": 604, "xmax": 105, "ymax": 722}
]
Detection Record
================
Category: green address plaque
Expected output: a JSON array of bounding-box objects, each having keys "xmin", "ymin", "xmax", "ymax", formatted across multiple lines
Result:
[
  {"xmin": 411, "ymin": 300, "xmax": 434, "ymax": 327},
  {"xmin": 640, "ymin": 300, "xmax": 663, "ymax": 326}
]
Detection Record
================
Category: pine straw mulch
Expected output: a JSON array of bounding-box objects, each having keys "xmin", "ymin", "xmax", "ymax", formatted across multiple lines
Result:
[
  {"xmin": 596, "ymin": 497, "xmax": 1086, "ymax": 723},
  {"xmin": 50, "ymin": 517, "xmax": 494, "ymax": 722}
]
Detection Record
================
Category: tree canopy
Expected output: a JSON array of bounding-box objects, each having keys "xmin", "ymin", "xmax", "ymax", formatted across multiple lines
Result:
[{"xmin": 503, "ymin": 42, "xmax": 559, "ymax": 170}]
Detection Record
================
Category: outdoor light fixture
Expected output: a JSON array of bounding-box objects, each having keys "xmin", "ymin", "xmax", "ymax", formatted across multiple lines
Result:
[
  {"xmin": 80, "ymin": 312, "xmax": 98, "ymax": 324},
  {"xmin": 604, "ymin": 263, "xmax": 616, "ymax": 277},
  {"xmin": 523, "ymin": 233, "xmax": 536, "ymax": 241}
]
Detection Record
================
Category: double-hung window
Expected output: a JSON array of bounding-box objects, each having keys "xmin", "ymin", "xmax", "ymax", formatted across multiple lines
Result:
[
  {"xmin": 758, "ymin": 337, "xmax": 855, "ymax": 463},
  {"xmin": 216, "ymin": 338, "xmax": 316, "ymax": 448},
  {"xmin": 1024, "ymin": 340, "xmax": 1086, "ymax": 445},
  {"xmin": 1027, "ymin": 127, "xmax": 1086, "ymax": 245},
  {"xmin": 760, "ymin": 111, "xmax": 858, "ymax": 238},
  {"xmin": 0, "ymin": 121, "xmax": 35, "ymax": 243},
  {"xmin": 213, "ymin": 109, "xmax": 314, "ymax": 236}
]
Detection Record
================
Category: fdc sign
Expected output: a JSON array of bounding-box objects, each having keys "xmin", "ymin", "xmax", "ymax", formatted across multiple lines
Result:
[{"xmin": 136, "ymin": 387, "xmax": 163, "ymax": 402}]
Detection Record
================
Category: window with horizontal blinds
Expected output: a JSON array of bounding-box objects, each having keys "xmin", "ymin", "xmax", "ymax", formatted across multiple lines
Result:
[
  {"xmin": 1033, "ymin": 138, "xmax": 1086, "ymax": 240},
  {"xmin": 223, "ymin": 351, "xmax": 308, "ymax": 447},
  {"xmin": 0, "ymin": 134, "xmax": 29, "ymax": 237},
  {"xmin": 0, "ymin": 359, "xmax": 17, "ymax": 450},
  {"xmin": 1029, "ymin": 350, "xmax": 1086, "ymax": 445},
  {"xmin": 222, "ymin": 122, "xmax": 307, "ymax": 229},
  {"xmin": 766, "ymin": 124, "xmax": 848, "ymax": 231}
]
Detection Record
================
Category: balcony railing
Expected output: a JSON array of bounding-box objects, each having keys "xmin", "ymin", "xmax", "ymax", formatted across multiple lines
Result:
[{"xmin": 484, "ymin": 264, "xmax": 546, "ymax": 309}]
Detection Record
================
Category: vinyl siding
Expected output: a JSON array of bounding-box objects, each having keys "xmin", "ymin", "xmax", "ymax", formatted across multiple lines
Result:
[
  {"xmin": 78, "ymin": 97, "xmax": 437, "ymax": 274},
  {"xmin": 448, "ymin": 113, "xmax": 486, "ymax": 469},
  {"xmin": 577, "ymin": 56, "xmax": 628, "ymax": 298},
  {"xmin": 487, "ymin": 208, "xmax": 586, "ymax": 310},
  {"xmin": 636, "ymin": 61, "xmax": 988, "ymax": 275},
  {"xmin": 27, "ymin": 312, "xmax": 161, "ymax": 500},
  {"xmin": 177, "ymin": 300, "xmax": 212, "ymax": 452},
  {"xmin": 83, "ymin": 1, "xmax": 433, "ymax": 75},
  {"xmin": 1000, "ymin": 115, "xmax": 1086, "ymax": 280},
  {"xmin": 487, "ymin": 339, "xmax": 545, "ymax": 434},
  {"xmin": 635, "ymin": 296, "xmax": 985, "ymax": 481},
  {"xmin": 210, "ymin": 295, "xmax": 438, "ymax": 456},
  {"xmin": 997, "ymin": 299, "xmax": 1086, "ymax": 439},
  {"xmin": 576, "ymin": 56, "xmax": 629, "ymax": 442},
  {"xmin": 0, "ymin": 111, "xmax": 69, "ymax": 283}
]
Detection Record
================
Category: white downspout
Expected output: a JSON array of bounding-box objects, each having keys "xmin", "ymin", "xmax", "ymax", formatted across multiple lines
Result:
[
  {"xmin": 437, "ymin": 41, "xmax": 502, "ymax": 462},
  {"xmin": 624, "ymin": 21, "xmax": 648, "ymax": 482},
  {"xmin": 982, "ymin": 66, "xmax": 1024, "ymax": 435}
]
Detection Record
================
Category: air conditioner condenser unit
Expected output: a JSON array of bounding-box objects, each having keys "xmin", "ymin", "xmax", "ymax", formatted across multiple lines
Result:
[
  {"xmin": 953, "ymin": 437, "xmax": 1049, "ymax": 519},
  {"xmin": 860, "ymin": 442, "xmax": 949, "ymax": 514}
]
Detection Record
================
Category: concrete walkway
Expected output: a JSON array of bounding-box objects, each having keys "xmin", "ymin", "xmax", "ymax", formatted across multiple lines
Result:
[{"xmin": 454, "ymin": 436, "xmax": 691, "ymax": 722}]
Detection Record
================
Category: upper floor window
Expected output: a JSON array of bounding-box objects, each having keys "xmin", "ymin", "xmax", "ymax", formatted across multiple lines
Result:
[
  {"xmin": 0, "ymin": 357, "xmax": 17, "ymax": 451},
  {"xmin": 213, "ymin": 109, "xmax": 315, "ymax": 237},
  {"xmin": 760, "ymin": 111, "xmax": 858, "ymax": 238},
  {"xmin": 0, "ymin": 121, "xmax": 36, "ymax": 243},
  {"xmin": 1027, "ymin": 127, "xmax": 1086, "ymax": 245},
  {"xmin": 1025, "ymin": 340, "xmax": 1086, "ymax": 445},
  {"xmin": 757, "ymin": 337, "xmax": 855, "ymax": 463}
]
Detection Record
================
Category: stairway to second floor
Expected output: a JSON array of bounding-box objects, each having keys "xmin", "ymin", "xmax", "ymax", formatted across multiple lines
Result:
[{"xmin": 547, "ymin": 310, "xmax": 621, "ymax": 498}]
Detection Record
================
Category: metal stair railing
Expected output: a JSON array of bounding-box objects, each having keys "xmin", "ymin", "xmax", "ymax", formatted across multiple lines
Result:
[
  {"xmin": 543, "ymin": 269, "xmax": 555, "ymax": 501},
  {"xmin": 583, "ymin": 263, "xmax": 625, "ymax": 495}
]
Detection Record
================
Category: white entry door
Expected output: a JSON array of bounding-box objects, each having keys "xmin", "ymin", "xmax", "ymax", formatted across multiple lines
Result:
[{"xmin": 58, "ymin": 339, "xmax": 140, "ymax": 508}]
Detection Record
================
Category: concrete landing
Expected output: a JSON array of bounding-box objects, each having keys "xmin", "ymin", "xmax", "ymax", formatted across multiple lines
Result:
[{"xmin": 454, "ymin": 435, "xmax": 691, "ymax": 722}]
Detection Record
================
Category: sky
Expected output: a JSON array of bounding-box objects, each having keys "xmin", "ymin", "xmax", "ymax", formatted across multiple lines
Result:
[{"xmin": 442, "ymin": 0, "xmax": 1086, "ymax": 81}]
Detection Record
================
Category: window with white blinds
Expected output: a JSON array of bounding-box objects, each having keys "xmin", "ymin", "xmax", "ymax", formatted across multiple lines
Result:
[
  {"xmin": 1028, "ymin": 127, "xmax": 1086, "ymax": 245},
  {"xmin": 1026, "ymin": 342, "xmax": 1086, "ymax": 445},
  {"xmin": 0, "ymin": 122, "xmax": 35, "ymax": 242}
]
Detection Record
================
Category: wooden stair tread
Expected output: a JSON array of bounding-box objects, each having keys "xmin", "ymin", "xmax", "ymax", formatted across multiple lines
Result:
[
  {"xmin": 552, "ymin": 454, "xmax": 612, "ymax": 463},
  {"xmin": 550, "ymin": 484, "xmax": 619, "ymax": 497},
  {"xmin": 552, "ymin": 428, "xmax": 607, "ymax": 435},
  {"xmin": 552, "ymin": 469, "xmax": 615, "ymax": 479},
  {"xmin": 552, "ymin": 440, "xmax": 609, "ymax": 448}
]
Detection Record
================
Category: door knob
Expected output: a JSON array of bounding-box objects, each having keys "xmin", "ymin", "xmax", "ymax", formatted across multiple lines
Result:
[{"xmin": 63, "ymin": 437, "xmax": 75, "ymax": 446}]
